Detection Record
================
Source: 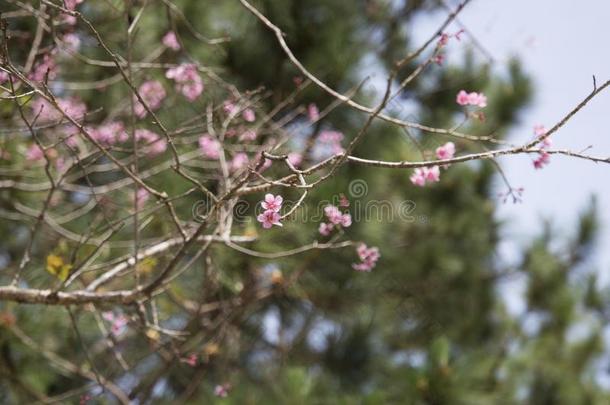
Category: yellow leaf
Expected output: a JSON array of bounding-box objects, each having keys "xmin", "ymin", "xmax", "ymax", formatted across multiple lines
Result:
[{"xmin": 46, "ymin": 254, "xmax": 72, "ymax": 281}]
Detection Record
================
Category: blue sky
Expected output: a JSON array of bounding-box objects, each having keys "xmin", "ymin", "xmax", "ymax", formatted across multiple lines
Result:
[{"xmin": 412, "ymin": 0, "xmax": 610, "ymax": 288}]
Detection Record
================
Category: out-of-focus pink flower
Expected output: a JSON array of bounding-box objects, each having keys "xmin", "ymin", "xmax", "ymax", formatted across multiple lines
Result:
[
  {"xmin": 25, "ymin": 144, "xmax": 44, "ymax": 161},
  {"xmin": 90, "ymin": 121, "xmax": 127, "ymax": 146},
  {"xmin": 165, "ymin": 63, "xmax": 203, "ymax": 101},
  {"xmin": 65, "ymin": 0, "xmax": 83, "ymax": 10},
  {"xmin": 214, "ymin": 384, "xmax": 231, "ymax": 398},
  {"xmin": 135, "ymin": 129, "xmax": 167, "ymax": 156},
  {"xmin": 533, "ymin": 151, "xmax": 550, "ymax": 169},
  {"xmin": 262, "ymin": 194, "xmax": 283, "ymax": 212},
  {"xmin": 307, "ymin": 103, "xmax": 320, "ymax": 122},
  {"xmin": 438, "ymin": 33, "xmax": 450, "ymax": 46},
  {"xmin": 242, "ymin": 108, "xmax": 256, "ymax": 122},
  {"xmin": 31, "ymin": 97, "xmax": 87, "ymax": 122},
  {"xmin": 432, "ymin": 54, "xmax": 445, "ymax": 65},
  {"xmin": 257, "ymin": 209, "xmax": 282, "ymax": 229},
  {"xmin": 287, "ymin": 152, "xmax": 302, "ymax": 168},
  {"xmin": 533, "ymin": 125, "xmax": 552, "ymax": 147},
  {"xmin": 134, "ymin": 80, "xmax": 166, "ymax": 118},
  {"xmin": 136, "ymin": 188, "xmax": 150, "ymax": 210},
  {"xmin": 324, "ymin": 205, "xmax": 343, "ymax": 225},
  {"xmin": 198, "ymin": 135, "xmax": 221, "ymax": 159},
  {"xmin": 319, "ymin": 222, "xmax": 333, "ymax": 236},
  {"xmin": 239, "ymin": 129, "xmax": 257, "ymax": 142},
  {"xmin": 319, "ymin": 130, "xmax": 344, "ymax": 154},
  {"xmin": 0, "ymin": 70, "xmax": 9, "ymax": 84},
  {"xmin": 223, "ymin": 101, "xmax": 239, "ymax": 116},
  {"xmin": 457, "ymin": 90, "xmax": 487, "ymax": 108},
  {"xmin": 340, "ymin": 213, "xmax": 352, "ymax": 227},
  {"xmin": 410, "ymin": 166, "xmax": 441, "ymax": 187},
  {"xmin": 352, "ymin": 244, "xmax": 380, "ymax": 272},
  {"xmin": 183, "ymin": 354, "xmax": 197, "ymax": 367},
  {"xmin": 456, "ymin": 90, "xmax": 470, "ymax": 106},
  {"xmin": 61, "ymin": 33, "xmax": 81, "ymax": 52},
  {"xmin": 435, "ymin": 142, "xmax": 455, "ymax": 160},
  {"xmin": 230, "ymin": 153, "xmax": 249, "ymax": 172},
  {"xmin": 162, "ymin": 31, "xmax": 181, "ymax": 51},
  {"xmin": 534, "ymin": 124, "xmax": 546, "ymax": 137},
  {"xmin": 29, "ymin": 54, "xmax": 58, "ymax": 82},
  {"xmin": 102, "ymin": 311, "xmax": 128, "ymax": 337}
]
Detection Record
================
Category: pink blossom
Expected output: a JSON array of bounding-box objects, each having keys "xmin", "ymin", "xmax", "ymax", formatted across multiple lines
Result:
[
  {"xmin": 65, "ymin": 0, "xmax": 83, "ymax": 10},
  {"xmin": 230, "ymin": 153, "xmax": 249, "ymax": 172},
  {"xmin": 307, "ymin": 103, "xmax": 320, "ymax": 122},
  {"xmin": 214, "ymin": 384, "xmax": 231, "ymax": 398},
  {"xmin": 456, "ymin": 90, "xmax": 470, "ymax": 106},
  {"xmin": 533, "ymin": 124, "xmax": 546, "ymax": 137},
  {"xmin": 61, "ymin": 33, "xmax": 81, "ymax": 52},
  {"xmin": 257, "ymin": 209, "xmax": 282, "ymax": 229},
  {"xmin": 90, "ymin": 121, "xmax": 128, "ymax": 146},
  {"xmin": 0, "ymin": 70, "xmax": 9, "ymax": 84},
  {"xmin": 533, "ymin": 151, "xmax": 550, "ymax": 169},
  {"xmin": 198, "ymin": 135, "xmax": 221, "ymax": 159},
  {"xmin": 134, "ymin": 80, "xmax": 166, "ymax": 118},
  {"xmin": 340, "ymin": 213, "xmax": 352, "ymax": 227},
  {"xmin": 435, "ymin": 142, "xmax": 455, "ymax": 160},
  {"xmin": 165, "ymin": 63, "xmax": 203, "ymax": 101},
  {"xmin": 432, "ymin": 54, "xmax": 445, "ymax": 65},
  {"xmin": 25, "ymin": 144, "xmax": 44, "ymax": 161},
  {"xmin": 261, "ymin": 194, "xmax": 283, "ymax": 212},
  {"xmin": 223, "ymin": 101, "xmax": 239, "ymax": 116},
  {"xmin": 239, "ymin": 129, "xmax": 257, "ymax": 141},
  {"xmin": 534, "ymin": 125, "xmax": 552, "ymax": 147},
  {"xmin": 410, "ymin": 166, "xmax": 441, "ymax": 187},
  {"xmin": 31, "ymin": 97, "xmax": 86, "ymax": 122},
  {"xmin": 287, "ymin": 152, "xmax": 302, "ymax": 167},
  {"xmin": 183, "ymin": 354, "xmax": 197, "ymax": 367},
  {"xmin": 135, "ymin": 129, "xmax": 167, "ymax": 156},
  {"xmin": 319, "ymin": 130, "xmax": 344, "ymax": 154},
  {"xmin": 102, "ymin": 312, "xmax": 128, "ymax": 337},
  {"xmin": 136, "ymin": 188, "xmax": 150, "ymax": 210},
  {"xmin": 162, "ymin": 31, "xmax": 181, "ymax": 51},
  {"xmin": 242, "ymin": 108, "xmax": 256, "ymax": 122},
  {"xmin": 29, "ymin": 54, "xmax": 58, "ymax": 82},
  {"xmin": 438, "ymin": 33, "xmax": 450, "ymax": 47},
  {"xmin": 324, "ymin": 205, "xmax": 343, "ymax": 225},
  {"xmin": 352, "ymin": 244, "xmax": 380, "ymax": 272},
  {"xmin": 456, "ymin": 90, "xmax": 487, "ymax": 108},
  {"xmin": 319, "ymin": 222, "xmax": 333, "ymax": 236}
]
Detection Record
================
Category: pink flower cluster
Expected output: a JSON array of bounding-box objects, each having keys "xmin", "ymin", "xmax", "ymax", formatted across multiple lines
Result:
[
  {"xmin": 257, "ymin": 194, "xmax": 283, "ymax": 229},
  {"xmin": 319, "ymin": 130, "xmax": 344, "ymax": 154},
  {"xmin": 165, "ymin": 63, "xmax": 203, "ymax": 101},
  {"xmin": 0, "ymin": 70, "xmax": 9, "ymax": 84},
  {"xmin": 29, "ymin": 54, "xmax": 58, "ymax": 82},
  {"xmin": 307, "ymin": 103, "xmax": 320, "ymax": 122},
  {"xmin": 25, "ymin": 144, "xmax": 44, "ymax": 162},
  {"xmin": 134, "ymin": 80, "xmax": 166, "ymax": 118},
  {"xmin": 319, "ymin": 204, "xmax": 352, "ymax": 236},
  {"xmin": 30, "ymin": 96, "xmax": 86, "ymax": 122},
  {"xmin": 102, "ymin": 312, "xmax": 128, "ymax": 337},
  {"xmin": 242, "ymin": 108, "xmax": 256, "ymax": 122},
  {"xmin": 135, "ymin": 129, "xmax": 167, "ymax": 156},
  {"xmin": 435, "ymin": 142, "xmax": 455, "ymax": 160},
  {"xmin": 61, "ymin": 33, "xmax": 81, "ymax": 52},
  {"xmin": 352, "ymin": 244, "xmax": 380, "ymax": 272},
  {"xmin": 532, "ymin": 125, "xmax": 552, "ymax": 169},
  {"xmin": 199, "ymin": 135, "xmax": 221, "ymax": 159},
  {"xmin": 438, "ymin": 29, "xmax": 465, "ymax": 47},
  {"xmin": 214, "ymin": 384, "xmax": 231, "ymax": 398},
  {"xmin": 230, "ymin": 152, "xmax": 249, "ymax": 172},
  {"xmin": 410, "ymin": 166, "xmax": 440, "ymax": 187},
  {"xmin": 136, "ymin": 188, "xmax": 150, "ymax": 210},
  {"xmin": 90, "ymin": 121, "xmax": 128, "ymax": 146},
  {"xmin": 162, "ymin": 31, "xmax": 181, "ymax": 51},
  {"xmin": 456, "ymin": 90, "xmax": 487, "ymax": 108},
  {"xmin": 183, "ymin": 354, "xmax": 197, "ymax": 367}
]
